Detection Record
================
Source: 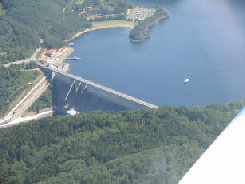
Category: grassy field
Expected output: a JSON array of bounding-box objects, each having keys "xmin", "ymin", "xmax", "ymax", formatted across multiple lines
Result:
[
  {"xmin": 0, "ymin": 3, "xmax": 5, "ymax": 16},
  {"xmin": 92, "ymin": 20, "xmax": 135, "ymax": 29}
]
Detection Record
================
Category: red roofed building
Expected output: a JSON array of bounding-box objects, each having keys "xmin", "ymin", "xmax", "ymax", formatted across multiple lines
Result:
[{"xmin": 45, "ymin": 49, "xmax": 56, "ymax": 57}]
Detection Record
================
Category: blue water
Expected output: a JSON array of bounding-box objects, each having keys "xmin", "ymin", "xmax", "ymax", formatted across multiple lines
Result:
[{"xmin": 66, "ymin": 0, "xmax": 245, "ymax": 107}]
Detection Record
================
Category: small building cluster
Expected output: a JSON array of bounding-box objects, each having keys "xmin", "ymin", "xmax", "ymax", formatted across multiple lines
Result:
[
  {"xmin": 39, "ymin": 48, "xmax": 68, "ymax": 69},
  {"xmin": 126, "ymin": 7, "xmax": 155, "ymax": 21}
]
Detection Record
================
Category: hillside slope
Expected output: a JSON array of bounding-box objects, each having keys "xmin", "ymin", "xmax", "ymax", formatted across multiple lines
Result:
[
  {"xmin": 1, "ymin": 101, "xmax": 245, "ymax": 184},
  {"xmin": 0, "ymin": 0, "xmax": 91, "ymax": 64}
]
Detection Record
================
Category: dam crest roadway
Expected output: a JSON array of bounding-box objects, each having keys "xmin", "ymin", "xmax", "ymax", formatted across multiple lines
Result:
[
  {"xmin": 39, "ymin": 63, "xmax": 158, "ymax": 110},
  {"xmin": 0, "ymin": 63, "xmax": 158, "ymax": 128}
]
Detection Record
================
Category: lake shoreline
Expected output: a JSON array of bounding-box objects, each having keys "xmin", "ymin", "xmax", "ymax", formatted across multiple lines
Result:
[
  {"xmin": 63, "ymin": 20, "xmax": 135, "ymax": 71},
  {"xmin": 130, "ymin": 14, "xmax": 169, "ymax": 43},
  {"xmin": 64, "ymin": 14, "xmax": 167, "ymax": 69},
  {"xmin": 68, "ymin": 21, "xmax": 135, "ymax": 42}
]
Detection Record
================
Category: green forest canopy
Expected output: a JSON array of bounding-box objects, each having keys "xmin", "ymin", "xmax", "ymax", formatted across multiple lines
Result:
[
  {"xmin": 0, "ymin": 2, "xmax": 5, "ymax": 16},
  {"xmin": 0, "ymin": 66, "xmax": 39, "ymax": 117},
  {"xmin": 0, "ymin": 100, "xmax": 245, "ymax": 184},
  {"xmin": 77, "ymin": 0, "xmax": 133, "ymax": 15},
  {"xmin": 0, "ymin": 0, "xmax": 91, "ymax": 64},
  {"xmin": 0, "ymin": 0, "xmax": 135, "ymax": 64},
  {"xmin": 129, "ymin": 6, "xmax": 169, "ymax": 41}
]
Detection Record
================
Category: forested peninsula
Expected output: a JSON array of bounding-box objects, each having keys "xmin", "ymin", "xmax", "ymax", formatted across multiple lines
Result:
[
  {"xmin": 129, "ymin": 6, "xmax": 170, "ymax": 42},
  {"xmin": 1, "ymin": 100, "xmax": 245, "ymax": 184}
]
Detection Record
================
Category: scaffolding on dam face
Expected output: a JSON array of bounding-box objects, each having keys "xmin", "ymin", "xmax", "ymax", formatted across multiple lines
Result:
[{"xmin": 38, "ymin": 64, "xmax": 158, "ymax": 109}]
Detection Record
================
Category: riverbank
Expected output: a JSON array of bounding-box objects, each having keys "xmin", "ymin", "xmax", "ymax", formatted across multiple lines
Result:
[
  {"xmin": 69, "ymin": 20, "xmax": 135, "ymax": 41},
  {"xmin": 3, "ymin": 47, "xmax": 41, "ymax": 68}
]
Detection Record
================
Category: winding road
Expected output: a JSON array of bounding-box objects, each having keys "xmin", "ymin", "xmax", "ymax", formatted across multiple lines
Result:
[{"xmin": 4, "ymin": 47, "xmax": 41, "ymax": 67}]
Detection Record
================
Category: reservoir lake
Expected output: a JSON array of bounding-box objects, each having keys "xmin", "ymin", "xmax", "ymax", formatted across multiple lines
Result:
[{"xmin": 66, "ymin": 0, "xmax": 245, "ymax": 107}]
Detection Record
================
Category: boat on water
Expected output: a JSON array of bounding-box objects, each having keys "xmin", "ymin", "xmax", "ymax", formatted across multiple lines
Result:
[
  {"xmin": 184, "ymin": 78, "xmax": 190, "ymax": 84},
  {"xmin": 73, "ymin": 57, "xmax": 81, "ymax": 60},
  {"xmin": 68, "ymin": 43, "xmax": 75, "ymax": 46},
  {"xmin": 66, "ymin": 56, "xmax": 81, "ymax": 60}
]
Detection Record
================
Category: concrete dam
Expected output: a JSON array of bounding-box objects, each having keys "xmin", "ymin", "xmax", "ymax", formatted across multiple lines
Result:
[{"xmin": 39, "ymin": 64, "xmax": 158, "ymax": 114}]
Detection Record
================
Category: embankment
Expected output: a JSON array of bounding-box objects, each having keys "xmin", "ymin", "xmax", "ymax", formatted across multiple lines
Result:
[
  {"xmin": 39, "ymin": 65, "xmax": 157, "ymax": 114},
  {"xmin": 52, "ymin": 72, "xmax": 153, "ymax": 114}
]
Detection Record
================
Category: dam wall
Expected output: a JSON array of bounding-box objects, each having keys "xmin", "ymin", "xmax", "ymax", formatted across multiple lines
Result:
[{"xmin": 39, "ymin": 65, "xmax": 157, "ymax": 114}]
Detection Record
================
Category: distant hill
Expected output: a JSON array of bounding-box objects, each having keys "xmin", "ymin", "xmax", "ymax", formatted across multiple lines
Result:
[{"xmin": 1, "ymin": 100, "xmax": 245, "ymax": 184}]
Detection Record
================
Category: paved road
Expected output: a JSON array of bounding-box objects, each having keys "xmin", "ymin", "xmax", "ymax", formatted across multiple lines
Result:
[
  {"xmin": 63, "ymin": 71, "xmax": 158, "ymax": 109},
  {"xmin": 0, "ymin": 110, "xmax": 53, "ymax": 128},
  {"xmin": 39, "ymin": 64, "xmax": 158, "ymax": 109},
  {"xmin": 4, "ymin": 47, "xmax": 41, "ymax": 67},
  {"xmin": 2, "ymin": 76, "xmax": 49, "ymax": 124}
]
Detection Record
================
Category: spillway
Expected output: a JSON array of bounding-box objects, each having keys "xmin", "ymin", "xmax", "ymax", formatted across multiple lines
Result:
[{"xmin": 39, "ymin": 64, "xmax": 158, "ymax": 114}]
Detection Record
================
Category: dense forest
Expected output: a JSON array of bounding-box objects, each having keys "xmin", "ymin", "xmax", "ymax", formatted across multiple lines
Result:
[
  {"xmin": 0, "ymin": 66, "xmax": 39, "ymax": 117},
  {"xmin": 76, "ymin": 0, "xmax": 134, "ymax": 15},
  {"xmin": 0, "ymin": 2, "xmax": 5, "ymax": 16},
  {"xmin": 9, "ymin": 61, "xmax": 38, "ymax": 70},
  {"xmin": 1, "ymin": 100, "xmax": 245, "ymax": 184},
  {"xmin": 129, "ymin": 6, "xmax": 170, "ymax": 42},
  {"xmin": 0, "ymin": 0, "xmax": 137, "ymax": 64},
  {"xmin": 0, "ymin": 0, "xmax": 91, "ymax": 64}
]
